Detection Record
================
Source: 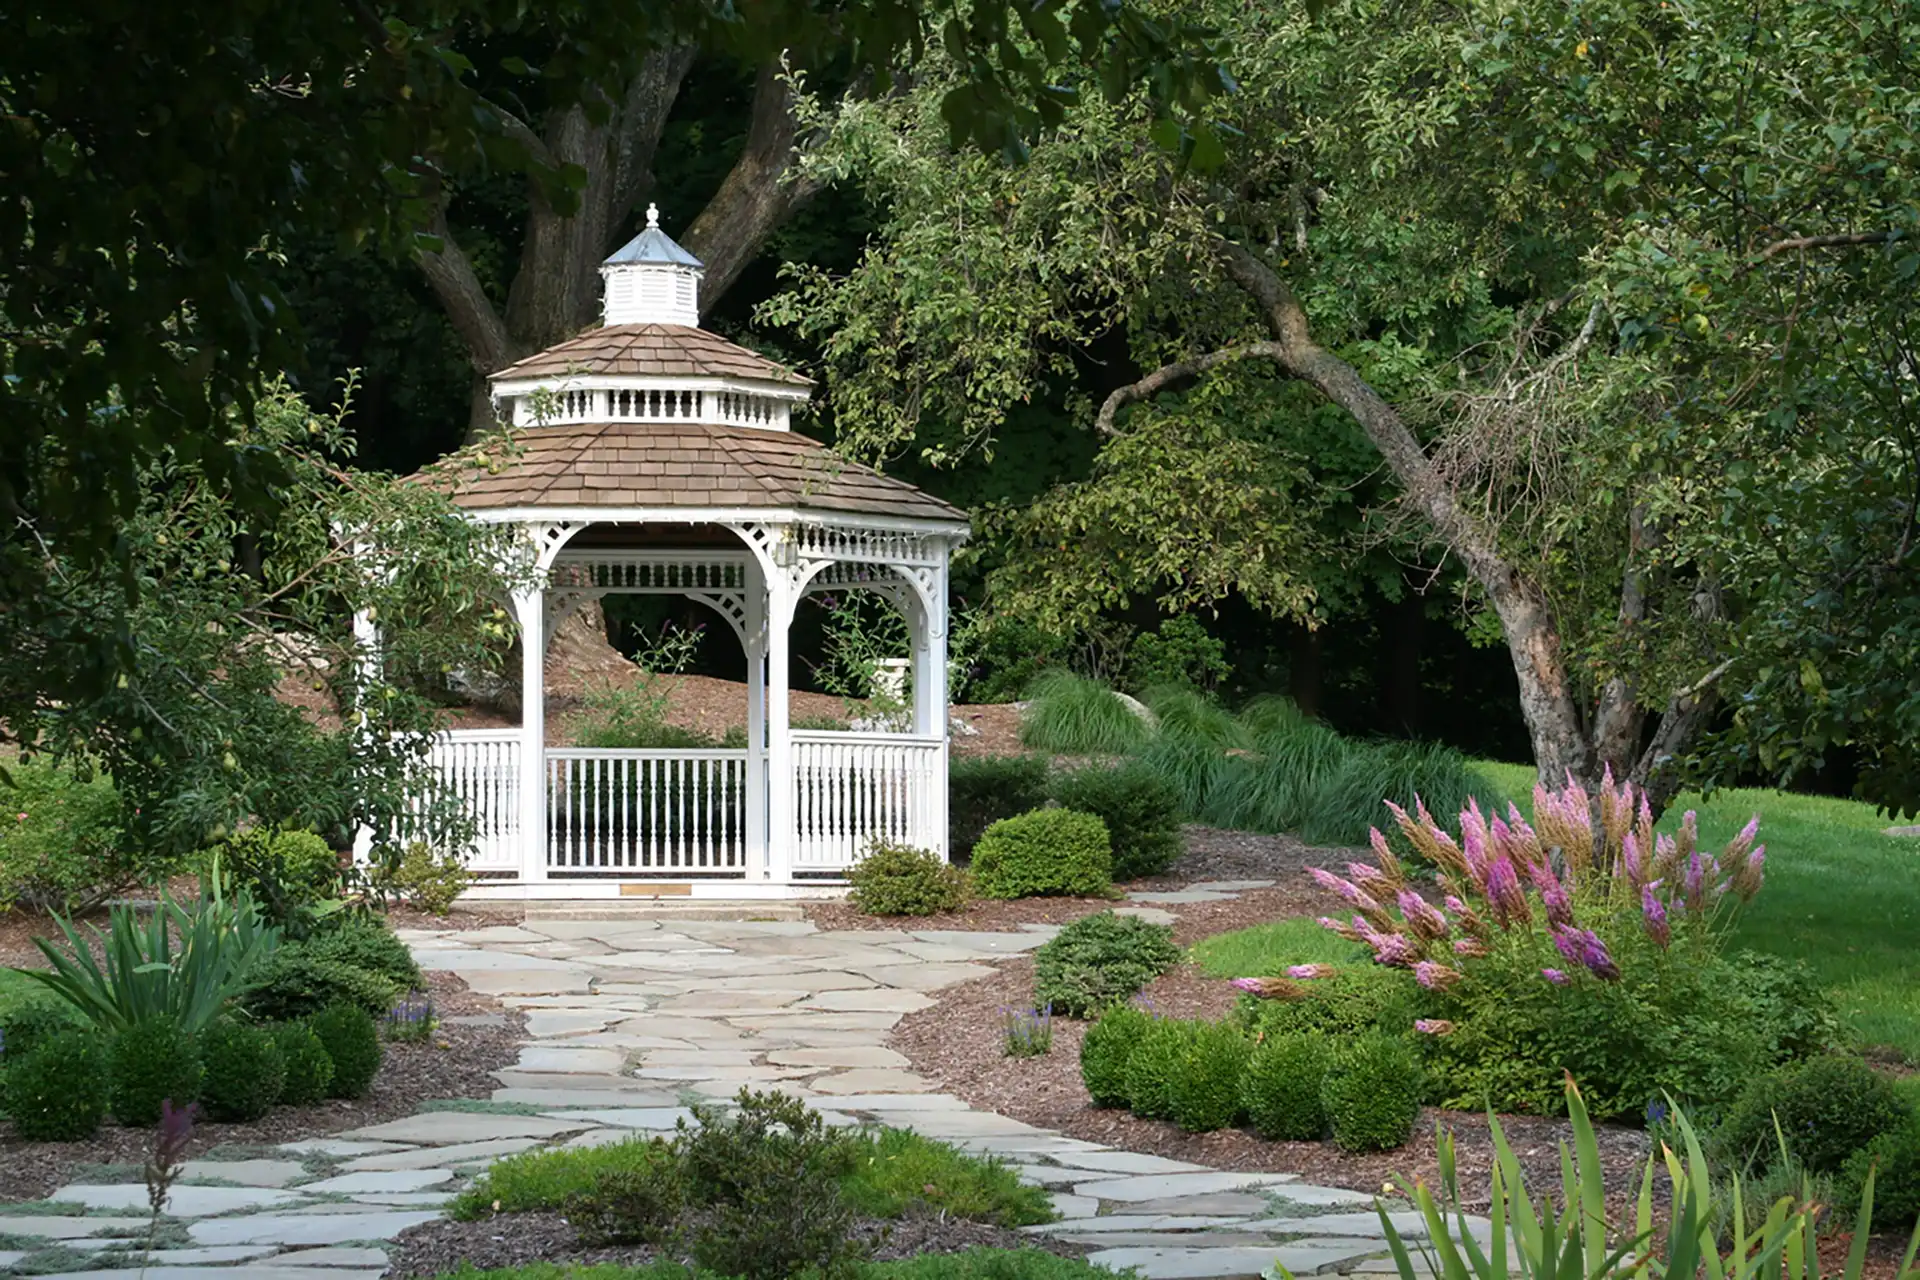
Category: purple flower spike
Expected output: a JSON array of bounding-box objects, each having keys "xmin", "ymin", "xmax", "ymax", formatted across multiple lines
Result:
[
  {"xmin": 1552, "ymin": 925, "xmax": 1620, "ymax": 981},
  {"xmin": 1641, "ymin": 884, "xmax": 1671, "ymax": 948},
  {"xmin": 1621, "ymin": 831, "xmax": 1644, "ymax": 885},
  {"xmin": 1231, "ymin": 977, "xmax": 1263, "ymax": 993},
  {"xmin": 1541, "ymin": 967, "xmax": 1571, "ymax": 985},
  {"xmin": 1684, "ymin": 850, "xmax": 1707, "ymax": 911},
  {"xmin": 1370, "ymin": 932, "xmax": 1419, "ymax": 969},
  {"xmin": 1287, "ymin": 963, "xmax": 1338, "ymax": 980},
  {"xmin": 1397, "ymin": 888, "xmax": 1451, "ymax": 941},
  {"xmin": 1486, "ymin": 856, "xmax": 1529, "ymax": 927},
  {"xmin": 1541, "ymin": 882, "xmax": 1575, "ymax": 929},
  {"xmin": 1414, "ymin": 1018, "xmax": 1457, "ymax": 1036},
  {"xmin": 1414, "ymin": 960, "xmax": 1465, "ymax": 991},
  {"xmin": 1309, "ymin": 866, "xmax": 1373, "ymax": 908}
]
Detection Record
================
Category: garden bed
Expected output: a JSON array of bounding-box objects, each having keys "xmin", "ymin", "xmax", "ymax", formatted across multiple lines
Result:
[
  {"xmin": 0, "ymin": 966, "xmax": 524, "ymax": 1202},
  {"xmin": 385, "ymin": 1208, "xmax": 1089, "ymax": 1278}
]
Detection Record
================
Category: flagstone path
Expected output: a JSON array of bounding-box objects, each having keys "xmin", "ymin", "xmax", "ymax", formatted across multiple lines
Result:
[{"xmin": 9, "ymin": 897, "xmax": 1478, "ymax": 1280}]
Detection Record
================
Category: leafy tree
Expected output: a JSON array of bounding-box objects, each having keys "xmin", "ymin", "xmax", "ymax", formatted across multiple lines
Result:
[
  {"xmin": 0, "ymin": 382, "xmax": 531, "ymax": 861},
  {"xmin": 767, "ymin": 0, "xmax": 1920, "ymax": 809}
]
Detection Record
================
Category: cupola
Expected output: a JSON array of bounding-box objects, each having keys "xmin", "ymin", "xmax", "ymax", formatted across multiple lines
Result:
[{"xmin": 599, "ymin": 203, "xmax": 704, "ymax": 327}]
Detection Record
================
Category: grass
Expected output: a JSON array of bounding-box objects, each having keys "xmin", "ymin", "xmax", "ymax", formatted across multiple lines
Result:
[
  {"xmin": 0, "ymin": 967, "xmax": 48, "ymax": 1020},
  {"xmin": 1018, "ymin": 671, "xmax": 1151, "ymax": 755},
  {"xmin": 1189, "ymin": 916, "xmax": 1367, "ymax": 979},
  {"xmin": 451, "ymin": 1127, "xmax": 1052, "ymax": 1229},
  {"xmin": 423, "ymin": 1250, "xmax": 1115, "ymax": 1280}
]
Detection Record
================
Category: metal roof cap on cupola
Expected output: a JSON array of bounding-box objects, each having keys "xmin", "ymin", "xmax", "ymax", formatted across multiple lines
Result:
[{"xmin": 485, "ymin": 204, "xmax": 814, "ymax": 436}]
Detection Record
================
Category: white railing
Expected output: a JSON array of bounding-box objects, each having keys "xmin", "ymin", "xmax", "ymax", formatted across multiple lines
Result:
[
  {"xmin": 546, "ymin": 749, "xmax": 749, "ymax": 875},
  {"xmin": 424, "ymin": 729, "xmax": 521, "ymax": 871},
  {"xmin": 791, "ymin": 731, "xmax": 945, "ymax": 872}
]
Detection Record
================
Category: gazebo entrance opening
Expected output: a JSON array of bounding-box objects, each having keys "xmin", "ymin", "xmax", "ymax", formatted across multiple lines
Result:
[{"xmin": 424, "ymin": 517, "xmax": 955, "ymax": 899}]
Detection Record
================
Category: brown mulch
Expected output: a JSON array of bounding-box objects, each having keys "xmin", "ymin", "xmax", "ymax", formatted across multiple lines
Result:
[
  {"xmin": 0, "ymin": 951, "xmax": 524, "ymax": 1202},
  {"xmin": 385, "ymin": 1208, "xmax": 1089, "ymax": 1279}
]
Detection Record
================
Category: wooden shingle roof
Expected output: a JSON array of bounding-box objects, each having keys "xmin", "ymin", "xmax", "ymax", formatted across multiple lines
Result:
[
  {"xmin": 491, "ymin": 324, "xmax": 811, "ymax": 387},
  {"xmin": 419, "ymin": 422, "xmax": 966, "ymax": 524}
]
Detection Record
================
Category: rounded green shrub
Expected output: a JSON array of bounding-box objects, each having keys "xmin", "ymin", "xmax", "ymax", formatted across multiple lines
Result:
[
  {"xmin": 1241, "ymin": 1033, "xmax": 1333, "ymax": 1141},
  {"xmin": 950, "ymin": 755, "xmax": 1051, "ymax": 859},
  {"xmin": 0, "ymin": 1001, "xmax": 81, "ymax": 1067},
  {"xmin": 200, "ymin": 1020, "xmax": 286, "ymax": 1122},
  {"xmin": 970, "ymin": 809, "xmax": 1112, "ymax": 900},
  {"xmin": 5, "ymin": 1027, "xmax": 110, "ymax": 1140},
  {"xmin": 310, "ymin": 1001, "xmax": 383, "ymax": 1099},
  {"xmin": 1080, "ymin": 1004, "xmax": 1153, "ymax": 1108},
  {"xmin": 1167, "ymin": 1021, "xmax": 1252, "ymax": 1133},
  {"xmin": 107, "ymin": 1019, "xmax": 203, "ymax": 1127},
  {"xmin": 847, "ymin": 840, "xmax": 971, "ymax": 916},
  {"xmin": 273, "ymin": 1022, "xmax": 336, "ymax": 1105},
  {"xmin": 1839, "ymin": 1113, "xmax": 1920, "ymax": 1233},
  {"xmin": 301, "ymin": 918, "xmax": 424, "ymax": 989},
  {"xmin": 1122, "ymin": 1017, "xmax": 1198, "ymax": 1121},
  {"xmin": 1034, "ymin": 911, "xmax": 1182, "ymax": 1017},
  {"xmin": 1047, "ymin": 763, "xmax": 1183, "ymax": 881},
  {"xmin": 237, "ymin": 948, "xmax": 399, "ymax": 1022},
  {"xmin": 270, "ymin": 827, "xmax": 342, "ymax": 896},
  {"xmin": 1321, "ymin": 1035, "xmax": 1423, "ymax": 1153},
  {"xmin": 1716, "ymin": 1055, "xmax": 1907, "ymax": 1175}
]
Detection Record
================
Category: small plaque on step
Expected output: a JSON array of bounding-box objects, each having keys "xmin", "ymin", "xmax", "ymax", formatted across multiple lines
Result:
[{"xmin": 620, "ymin": 882, "xmax": 693, "ymax": 896}]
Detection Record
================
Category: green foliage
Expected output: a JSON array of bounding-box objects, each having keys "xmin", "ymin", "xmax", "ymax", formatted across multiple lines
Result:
[
  {"xmin": 1002, "ymin": 1006, "xmax": 1053, "ymax": 1058},
  {"xmin": 969, "ymin": 809, "xmax": 1112, "ymax": 900},
  {"xmin": 300, "ymin": 918, "xmax": 424, "ymax": 989},
  {"xmin": 1046, "ymin": 763, "xmax": 1182, "ymax": 880},
  {"xmin": 0, "ymin": 758, "xmax": 151, "ymax": 914},
  {"xmin": 272, "ymin": 1022, "xmax": 336, "ymax": 1106},
  {"xmin": 1139, "ymin": 685, "xmax": 1247, "ymax": 749},
  {"xmin": 309, "ymin": 1001, "xmax": 382, "ymax": 1099},
  {"xmin": 1126, "ymin": 616, "xmax": 1229, "ymax": 693},
  {"xmin": 1192, "ymin": 917, "xmax": 1368, "ymax": 979},
  {"xmin": 840, "ymin": 1127, "xmax": 1054, "ymax": 1227},
  {"xmin": 949, "ymin": 756, "xmax": 1051, "ymax": 860},
  {"xmin": 0, "ymin": 999, "xmax": 81, "ymax": 1067},
  {"xmin": 1122, "ymin": 1017, "xmax": 1197, "ymax": 1121},
  {"xmin": 1241, "ymin": 1033, "xmax": 1333, "ymax": 1141},
  {"xmin": 1715, "ymin": 1057, "xmax": 1909, "ymax": 1176},
  {"xmin": 3, "ymin": 1027, "xmax": 109, "ymax": 1140},
  {"xmin": 368, "ymin": 842, "xmax": 470, "ymax": 916},
  {"xmin": 453, "ymin": 1136, "xmax": 674, "ymax": 1220},
  {"xmin": 218, "ymin": 825, "xmax": 342, "ymax": 934},
  {"xmin": 1079, "ymin": 1003, "xmax": 1152, "ymax": 1108},
  {"xmin": 1018, "ymin": 672, "xmax": 1151, "ymax": 755},
  {"xmin": 405, "ymin": 1250, "xmax": 1122, "ymax": 1280},
  {"xmin": 1032, "ymin": 911, "xmax": 1180, "ymax": 1016},
  {"xmin": 1166, "ymin": 1020, "xmax": 1251, "ymax": 1133},
  {"xmin": 846, "ymin": 840, "xmax": 971, "ymax": 916},
  {"xmin": 106, "ymin": 1019, "xmax": 203, "ymax": 1127},
  {"xmin": 1839, "ymin": 1113, "xmax": 1920, "ymax": 1238},
  {"xmin": 952, "ymin": 614, "xmax": 1070, "ymax": 704},
  {"xmin": 199, "ymin": 1020, "xmax": 286, "ymax": 1122},
  {"xmin": 1321, "ymin": 1034, "xmax": 1423, "ymax": 1154},
  {"xmin": 22, "ymin": 878, "xmax": 281, "ymax": 1035},
  {"xmin": 1234, "ymin": 967, "xmax": 1419, "ymax": 1042},
  {"xmin": 237, "ymin": 949, "xmax": 399, "ymax": 1022}
]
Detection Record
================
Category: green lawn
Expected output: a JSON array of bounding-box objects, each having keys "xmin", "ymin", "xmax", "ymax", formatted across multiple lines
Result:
[
  {"xmin": 1477, "ymin": 762, "xmax": 1920, "ymax": 1061},
  {"xmin": 0, "ymin": 966, "xmax": 48, "ymax": 1021}
]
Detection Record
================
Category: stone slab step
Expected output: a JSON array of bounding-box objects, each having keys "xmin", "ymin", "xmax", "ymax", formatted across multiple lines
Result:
[{"xmin": 523, "ymin": 901, "xmax": 809, "ymax": 922}]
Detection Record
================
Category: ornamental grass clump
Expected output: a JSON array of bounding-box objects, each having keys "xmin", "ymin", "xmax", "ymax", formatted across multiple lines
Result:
[{"xmin": 1245, "ymin": 769, "xmax": 1809, "ymax": 1121}]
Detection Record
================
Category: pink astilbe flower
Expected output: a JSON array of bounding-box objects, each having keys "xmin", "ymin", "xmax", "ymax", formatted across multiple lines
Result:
[
  {"xmin": 1414, "ymin": 1019, "xmax": 1457, "ymax": 1036},
  {"xmin": 1397, "ymin": 888, "xmax": 1451, "ymax": 942},
  {"xmin": 1541, "ymin": 967, "xmax": 1572, "ymax": 985},
  {"xmin": 1485, "ymin": 856, "xmax": 1530, "ymax": 928},
  {"xmin": 1232, "ymin": 977, "xmax": 1308, "ymax": 1000},
  {"xmin": 1641, "ymin": 883, "xmax": 1671, "ymax": 948},
  {"xmin": 1286, "ymin": 964, "xmax": 1338, "ymax": 980},
  {"xmin": 1452, "ymin": 937, "xmax": 1490, "ymax": 959},
  {"xmin": 1368, "ymin": 931, "xmax": 1420, "ymax": 969},
  {"xmin": 1551, "ymin": 925, "xmax": 1620, "ymax": 981},
  {"xmin": 1729, "ymin": 844, "xmax": 1766, "ymax": 901},
  {"xmin": 1350, "ymin": 861, "xmax": 1398, "ymax": 899},
  {"xmin": 1308, "ymin": 867, "xmax": 1376, "ymax": 909},
  {"xmin": 1620, "ymin": 831, "xmax": 1645, "ymax": 887},
  {"xmin": 1540, "ymin": 881, "xmax": 1575, "ymax": 929},
  {"xmin": 1634, "ymin": 793, "xmax": 1656, "ymax": 870},
  {"xmin": 1414, "ymin": 961, "xmax": 1465, "ymax": 991},
  {"xmin": 1318, "ymin": 916, "xmax": 1365, "ymax": 943},
  {"xmin": 1460, "ymin": 798, "xmax": 1493, "ymax": 887},
  {"xmin": 1683, "ymin": 850, "xmax": 1716, "ymax": 913}
]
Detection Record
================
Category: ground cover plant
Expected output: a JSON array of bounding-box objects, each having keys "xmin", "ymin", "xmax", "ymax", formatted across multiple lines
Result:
[
  {"xmin": 1031, "ymin": 911, "xmax": 1181, "ymax": 1016},
  {"xmin": 401, "ymin": 1251, "xmax": 1119, "ymax": 1280}
]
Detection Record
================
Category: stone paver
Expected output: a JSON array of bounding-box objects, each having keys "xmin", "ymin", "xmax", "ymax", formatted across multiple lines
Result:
[
  {"xmin": 299, "ymin": 1170, "xmax": 453, "ymax": 1195},
  {"xmin": 1087, "ymin": 1242, "xmax": 1382, "ymax": 1278},
  {"xmin": 49, "ymin": 1184, "xmax": 309, "ymax": 1216},
  {"xmin": 0, "ymin": 1216, "xmax": 148, "ymax": 1240},
  {"xmin": 341, "ymin": 1111, "xmax": 590, "ymax": 1144},
  {"xmin": 340, "ymin": 1136, "xmax": 545, "ymax": 1171},
  {"xmin": 178, "ymin": 1159, "xmax": 312, "ymax": 1188},
  {"xmin": 1069, "ymin": 1172, "xmax": 1299, "ymax": 1202},
  {"xmin": 187, "ymin": 1210, "xmax": 443, "ymax": 1247}
]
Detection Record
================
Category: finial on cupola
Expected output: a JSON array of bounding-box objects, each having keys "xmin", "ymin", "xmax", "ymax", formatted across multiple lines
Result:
[{"xmin": 599, "ymin": 205, "xmax": 705, "ymax": 327}]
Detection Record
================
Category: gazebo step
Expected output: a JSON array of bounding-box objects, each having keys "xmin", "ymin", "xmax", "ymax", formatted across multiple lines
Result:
[{"xmin": 523, "ymin": 900, "xmax": 808, "ymax": 922}]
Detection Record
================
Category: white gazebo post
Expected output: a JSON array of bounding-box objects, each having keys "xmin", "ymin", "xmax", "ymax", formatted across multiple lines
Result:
[
  {"xmin": 909, "ymin": 559, "xmax": 950, "ymax": 855},
  {"xmin": 512, "ymin": 583, "xmax": 548, "ymax": 883},
  {"xmin": 764, "ymin": 562, "xmax": 797, "ymax": 883},
  {"xmin": 743, "ymin": 558, "xmax": 771, "ymax": 878}
]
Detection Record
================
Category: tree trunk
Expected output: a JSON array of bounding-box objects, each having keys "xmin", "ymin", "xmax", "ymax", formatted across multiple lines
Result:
[{"xmin": 1210, "ymin": 241, "xmax": 1596, "ymax": 786}]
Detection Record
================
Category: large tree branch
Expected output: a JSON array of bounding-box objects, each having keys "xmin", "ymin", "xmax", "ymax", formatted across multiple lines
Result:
[
  {"xmin": 1095, "ymin": 343, "xmax": 1284, "ymax": 435},
  {"xmin": 414, "ymin": 215, "xmax": 513, "ymax": 377},
  {"xmin": 1632, "ymin": 656, "xmax": 1737, "ymax": 815},
  {"xmin": 681, "ymin": 62, "xmax": 826, "ymax": 310},
  {"xmin": 610, "ymin": 46, "xmax": 698, "ymax": 230},
  {"xmin": 1592, "ymin": 504, "xmax": 1657, "ymax": 772},
  {"xmin": 1746, "ymin": 230, "xmax": 1903, "ymax": 269}
]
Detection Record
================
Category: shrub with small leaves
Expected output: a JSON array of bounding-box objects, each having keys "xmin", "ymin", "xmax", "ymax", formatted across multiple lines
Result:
[
  {"xmin": 309, "ymin": 1001, "xmax": 383, "ymax": 1098},
  {"xmin": 1123, "ymin": 1017, "xmax": 1200, "ymax": 1121},
  {"xmin": 1047, "ymin": 763, "xmax": 1183, "ymax": 881},
  {"xmin": 950, "ymin": 755, "xmax": 1052, "ymax": 859},
  {"xmin": 237, "ymin": 949, "xmax": 399, "ymax": 1022},
  {"xmin": 1034, "ymin": 911, "xmax": 1182, "ymax": 1017},
  {"xmin": 847, "ymin": 840, "xmax": 971, "ymax": 916},
  {"xmin": 301, "ymin": 918, "xmax": 423, "ymax": 989},
  {"xmin": 1, "ymin": 1001, "xmax": 80, "ymax": 1068},
  {"xmin": 1838, "ymin": 1112, "xmax": 1920, "ymax": 1233},
  {"xmin": 1167, "ymin": 1021, "xmax": 1252, "ymax": 1133},
  {"xmin": 1241, "ymin": 1033, "xmax": 1333, "ymax": 1141},
  {"xmin": 107, "ymin": 1019, "xmax": 203, "ymax": 1127},
  {"xmin": 1714, "ymin": 1055, "xmax": 1907, "ymax": 1175},
  {"xmin": 1234, "ymin": 967, "xmax": 1418, "ymax": 1041},
  {"xmin": 1321, "ymin": 1034, "xmax": 1423, "ymax": 1153},
  {"xmin": 3, "ymin": 1026, "xmax": 109, "ymax": 1139},
  {"xmin": 199, "ymin": 1020, "xmax": 286, "ymax": 1121},
  {"xmin": 970, "ymin": 809, "xmax": 1112, "ymax": 900},
  {"xmin": 1080, "ymin": 1003, "xmax": 1153, "ymax": 1108},
  {"xmin": 568, "ymin": 1158, "xmax": 687, "ymax": 1247},
  {"xmin": 370, "ymin": 842, "xmax": 469, "ymax": 915},
  {"xmin": 273, "ymin": 1023, "xmax": 335, "ymax": 1105}
]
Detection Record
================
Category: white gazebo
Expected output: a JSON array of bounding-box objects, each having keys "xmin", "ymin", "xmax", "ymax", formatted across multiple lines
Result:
[{"xmin": 399, "ymin": 206, "xmax": 968, "ymax": 900}]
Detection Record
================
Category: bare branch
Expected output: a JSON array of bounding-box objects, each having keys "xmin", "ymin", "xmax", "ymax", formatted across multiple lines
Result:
[
  {"xmin": 1747, "ymin": 230, "xmax": 1902, "ymax": 268},
  {"xmin": 1094, "ymin": 343, "xmax": 1284, "ymax": 435}
]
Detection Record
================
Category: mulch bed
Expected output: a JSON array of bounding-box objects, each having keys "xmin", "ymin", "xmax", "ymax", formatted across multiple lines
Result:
[
  {"xmin": 0, "ymin": 963, "xmax": 524, "ymax": 1204},
  {"xmin": 386, "ymin": 1208, "xmax": 1089, "ymax": 1278}
]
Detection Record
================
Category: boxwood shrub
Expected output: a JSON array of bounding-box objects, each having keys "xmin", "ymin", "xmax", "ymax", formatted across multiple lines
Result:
[
  {"xmin": 310, "ymin": 1001, "xmax": 383, "ymax": 1099},
  {"xmin": 1033, "ymin": 912, "xmax": 1181, "ymax": 1017},
  {"xmin": 1047, "ymin": 763, "xmax": 1182, "ymax": 881},
  {"xmin": 847, "ymin": 841, "xmax": 971, "ymax": 917},
  {"xmin": 1122, "ymin": 1017, "xmax": 1199, "ymax": 1121},
  {"xmin": 1241, "ymin": 1032, "xmax": 1333, "ymax": 1141},
  {"xmin": 970, "ymin": 810, "xmax": 1111, "ymax": 900},
  {"xmin": 1167, "ymin": 1021, "xmax": 1251, "ymax": 1133},
  {"xmin": 107, "ymin": 1018, "xmax": 203, "ymax": 1127},
  {"xmin": 950, "ymin": 756, "xmax": 1051, "ymax": 860},
  {"xmin": 1714, "ymin": 1055, "xmax": 1907, "ymax": 1175},
  {"xmin": 1079, "ymin": 1004, "xmax": 1152, "ymax": 1108},
  {"xmin": 4, "ymin": 1027, "xmax": 109, "ymax": 1140},
  {"xmin": 1321, "ymin": 1034, "xmax": 1423, "ymax": 1153},
  {"xmin": 200, "ymin": 1020, "xmax": 286, "ymax": 1121}
]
